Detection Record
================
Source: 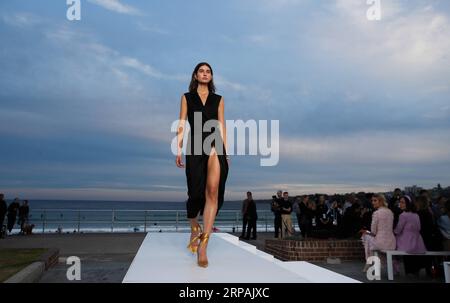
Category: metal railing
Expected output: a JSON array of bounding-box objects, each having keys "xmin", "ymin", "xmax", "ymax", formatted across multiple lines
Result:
[{"xmin": 25, "ymin": 209, "xmax": 277, "ymax": 234}]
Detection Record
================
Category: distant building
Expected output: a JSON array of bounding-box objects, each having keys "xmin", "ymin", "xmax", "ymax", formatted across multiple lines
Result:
[{"xmin": 404, "ymin": 185, "xmax": 423, "ymax": 196}]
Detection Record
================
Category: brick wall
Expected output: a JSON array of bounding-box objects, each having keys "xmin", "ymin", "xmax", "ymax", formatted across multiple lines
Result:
[{"xmin": 265, "ymin": 238, "xmax": 365, "ymax": 262}]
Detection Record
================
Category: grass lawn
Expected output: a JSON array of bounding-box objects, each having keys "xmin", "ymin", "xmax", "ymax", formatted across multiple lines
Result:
[{"xmin": 0, "ymin": 248, "xmax": 48, "ymax": 282}]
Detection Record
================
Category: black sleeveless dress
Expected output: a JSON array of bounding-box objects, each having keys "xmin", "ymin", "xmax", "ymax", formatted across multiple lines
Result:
[{"xmin": 184, "ymin": 91, "xmax": 229, "ymax": 218}]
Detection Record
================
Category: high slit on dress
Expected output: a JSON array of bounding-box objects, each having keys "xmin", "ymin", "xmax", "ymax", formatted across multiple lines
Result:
[{"xmin": 184, "ymin": 91, "xmax": 229, "ymax": 219}]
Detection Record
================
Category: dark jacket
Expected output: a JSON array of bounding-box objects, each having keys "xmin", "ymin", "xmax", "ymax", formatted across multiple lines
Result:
[
  {"xmin": 271, "ymin": 197, "xmax": 282, "ymax": 217},
  {"xmin": 246, "ymin": 199, "xmax": 258, "ymax": 220},
  {"xmin": 19, "ymin": 205, "xmax": 29, "ymax": 218},
  {"xmin": 417, "ymin": 209, "xmax": 443, "ymax": 251},
  {"xmin": 0, "ymin": 200, "xmax": 7, "ymax": 216},
  {"xmin": 299, "ymin": 202, "xmax": 313, "ymax": 224},
  {"xmin": 7, "ymin": 202, "xmax": 20, "ymax": 217},
  {"xmin": 280, "ymin": 199, "xmax": 292, "ymax": 215}
]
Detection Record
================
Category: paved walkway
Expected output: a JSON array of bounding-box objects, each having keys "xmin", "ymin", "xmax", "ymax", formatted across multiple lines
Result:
[
  {"xmin": 0, "ymin": 233, "xmax": 145, "ymax": 283},
  {"xmin": 0, "ymin": 233, "xmax": 145, "ymax": 254}
]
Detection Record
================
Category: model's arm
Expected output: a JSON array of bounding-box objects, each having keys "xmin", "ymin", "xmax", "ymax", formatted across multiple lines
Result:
[
  {"xmin": 218, "ymin": 96, "xmax": 227, "ymax": 155},
  {"xmin": 177, "ymin": 95, "xmax": 188, "ymax": 156},
  {"xmin": 370, "ymin": 211, "xmax": 378, "ymax": 235},
  {"xmin": 394, "ymin": 213, "xmax": 406, "ymax": 235}
]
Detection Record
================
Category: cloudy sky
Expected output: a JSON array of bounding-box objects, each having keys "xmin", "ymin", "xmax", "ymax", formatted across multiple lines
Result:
[{"xmin": 1, "ymin": 0, "xmax": 449, "ymax": 201}]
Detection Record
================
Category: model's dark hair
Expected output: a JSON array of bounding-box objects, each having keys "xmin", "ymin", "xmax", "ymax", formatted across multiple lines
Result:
[
  {"xmin": 189, "ymin": 62, "xmax": 216, "ymax": 93},
  {"xmin": 402, "ymin": 195, "xmax": 416, "ymax": 212},
  {"xmin": 415, "ymin": 195, "xmax": 429, "ymax": 211}
]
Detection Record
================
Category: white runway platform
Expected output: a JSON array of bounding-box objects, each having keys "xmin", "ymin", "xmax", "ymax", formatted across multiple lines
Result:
[{"xmin": 123, "ymin": 233, "xmax": 360, "ymax": 283}]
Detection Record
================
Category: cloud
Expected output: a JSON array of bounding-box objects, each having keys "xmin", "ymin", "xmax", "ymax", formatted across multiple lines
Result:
[
  {"xmin": 214, "ymin": 75, "xmax": 247, "ymax": 92},
  {"xmin": 280, "ymin": 129, "xmax": 450, "ymax": 165},
  {"xmin": 120, "ymin": 56, "xmax": 165, "ymax": 79},
  {"xmin": 0, "ymin": 109, "xmax": 59, "ymax": 138},
  {"xmin": 321, "ymin": 1, "xmax": 450, "ymax": 78},
  {"xmin": 335, "ymin": 0, "xmax": 404, "ymax": 22},
  {"xmin": 150, "ymin": 184, "xmax": 186, "ymax": 190},
  {"xmin": 136, "ymin": 22, "xmax": 170, "ymax": 35},
  {"xmin": 88, "ymin": 0, "xmax": 141, "ymax": 15},
  {"xmin": 247, "ymin": 34, "xmax": 271, "ymax": 44},
  {"xmin": 343, "ymin": 91, "xmax": 364, "ymax": 103},
  {"xmin": 2, "ymin": 22, "xmax": 255, "ymax": 148},
  {"xmin": 0, "ymin": 24, "xmax": 177, "ymax": 144},
  {"xmin": 1, "ymin": 187, "xmax": 178, "ymax": 201},
  {"xmin": 2, "ymin": 2, "xmax": 449, "ymax": 201},
  {"xmin": 423, "ymin": 105, "xmax": 450, "ymax": 120},
  {"xmin": 220, "ymin": 182, "xmax": 394, "ymax": 198},
  {"xmin": 256, "ymin": 0, "xmax": 306, "ymax": 11},
  {"xmin": 1, "ymin": 12, "xmax": 42, "ymax": 27},
  {"xmin": 254, "ymin": 183, "xmax": 391, "ymax": 195}
]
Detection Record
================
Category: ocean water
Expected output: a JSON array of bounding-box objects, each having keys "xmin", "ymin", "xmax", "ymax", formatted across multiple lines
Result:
[
  {"xmin": 8, "ymin": 200, "xmax": 274, "ymax": 234},
  {"xmin": 28, "ymin": 199, "xmax": 244, "ymax": 210}
]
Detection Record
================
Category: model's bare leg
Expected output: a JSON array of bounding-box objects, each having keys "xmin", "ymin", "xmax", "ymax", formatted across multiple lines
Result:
[{"xmin": 198, "ymin": 147, "xmax": 220, "ymax": 265}]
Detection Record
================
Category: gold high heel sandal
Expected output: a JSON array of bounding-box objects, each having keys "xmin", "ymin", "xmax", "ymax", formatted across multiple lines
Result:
[
  {"xmin": 197, "ymin": 232, "xmax": 210, "ymax": 268},
  {"xmin": 187, "ymin": 222, "xmax": 202, "ymax": 253}
]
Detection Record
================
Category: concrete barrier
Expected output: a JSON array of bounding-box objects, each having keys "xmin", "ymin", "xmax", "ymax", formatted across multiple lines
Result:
[
  {"xmin": 3, "ymin": 248, "xmax": 59, "ymax": 283},
  {"xmin": 4, "ymin": 262, "xmax": 45, "ymax": 283}
]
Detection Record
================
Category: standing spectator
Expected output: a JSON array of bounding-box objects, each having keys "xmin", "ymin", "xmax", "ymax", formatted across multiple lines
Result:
[
  {"xmin": 415, "ymin": 195, "xmax": 443, "ymax": 276},
  {"xmin": 343, "ymin": 193, "xmax": 357, "ymax": 214},
  {"xmin": 315, "ymin": 196, "xmax": 330, "ymax": 238},
  {"xmin": 356, "ymin": 192, "xmax": 368, "ymax": 208},
  {"xmin": 431, "ymin": 196, "xmax": 447, "ymax": 223},
  {"xmin": 0, "ymin": 193, "xmax": 7, "ymax": 237},
  {"xmin": 292, "ymin": 196, "xmax": 302, "ymax": 232},
  {"xmin": 316, "ymin": 195, "xmax": 329, "ymax": 208},
  {"xmin": 360, "ymin": 194, "xmax": 374, "ymax": 230},
  {"xmin": 361, "ymin": 193, "xmax": 396, "ymax": 272},
  {"xmin": 415, "ymin": 195, "xmax": 443, "ymax": 251},
  {"xmin": 389, "ymin": 188, "xmax": 402, "ymax": 208},
  {"xmin": 240, "ymin": 192, "xmax": 250, "ymax": 239},
  {"xmin": 342, "ymin": 195, "xmax": 362, "ymax": 238},
  {"xmin": 244, "ymin": 192, "xmax": 258, "ymax": 240},
  {"xmin": 271, "ymin": 190, "xmax": 283, "ymax": 238},
  {"xmin": 419, "ymin": 189, "xmax": 432, "ymax": 206},
  {"xmin": 389, "ymin": 188, "xmax": 403, "ymax": 228},
  {"xmin": 280, "ymin": 192, "xmax": 294, "ymax": 238},
  {"xmin": 362, "ymin": 193, "xmax": 374, "ymax": 209},
  {"xmin": 18, "ymin": 200, "xmax": 30, "ymax": 234},
  {"xmin": 299, "ymin": 195, "xmax": 313, "ymax": 239},
  {"xmin": 320, "ymin": 195, "xmax": 332, "ymax": 211},
  {"xmin": 328, "ymin": 201, "xmax": 344, "ymax": 238},
  {"xmin": 437, "ymin": 200, "xmax": 450, "ymax": 251},
  {"xmin": 394, "ymin": 195, "xmax": 426, "ymax": 275},
  {"xmin": 308, "ymin": 198, "xmax": 317, "ymax": 229},
  {"xmin": 7, "ymin": 198, "xmax": 20, "ymax": 233}
]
